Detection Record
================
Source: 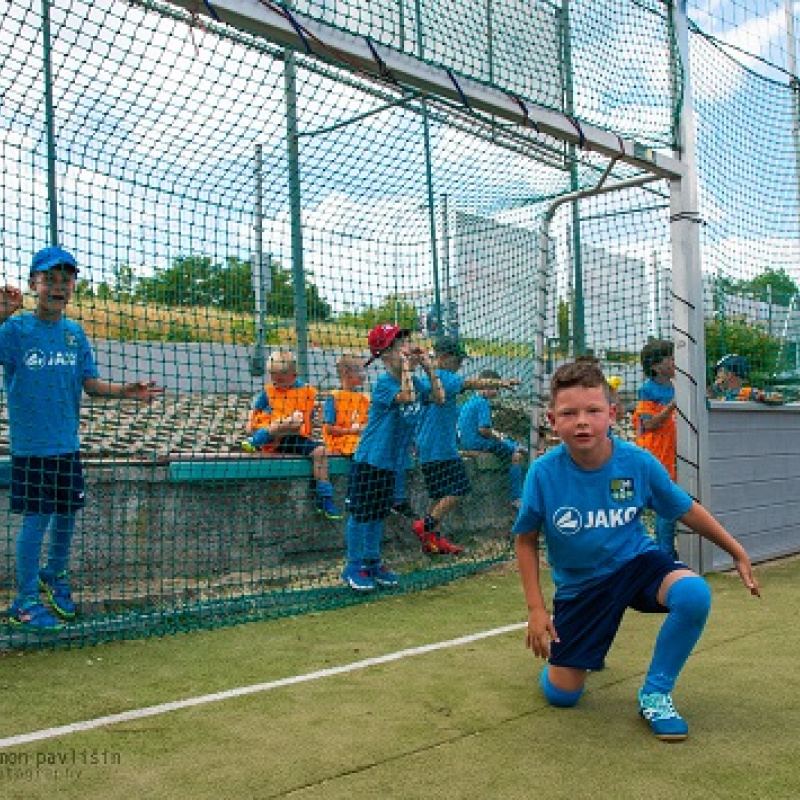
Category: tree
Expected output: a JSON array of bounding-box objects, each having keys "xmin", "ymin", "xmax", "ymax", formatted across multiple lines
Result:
[
  {"xmin": 557, "ymin": 298, "xmax": 570, "ymax": 354},
  {"xmin": 74, "ymin": 278, "xmax": 94, "ymax": 299},
  {"xmin": 336, "ymin": 294, "xmax": 419, "ymax": 331},
  {"xmin": 716, "ymin": 268, "xmax": 799, "ymax": 307},
  {"xmin": 743, "ymin": 268, "xmax": 798, "ymax": 306},
  {"xmin": 131, "ymin": 255, "xmax": 331, "ymax": 319},
  {"xmin": 705, "ymin": 318, "xmax": 793, "ymax": 382}
]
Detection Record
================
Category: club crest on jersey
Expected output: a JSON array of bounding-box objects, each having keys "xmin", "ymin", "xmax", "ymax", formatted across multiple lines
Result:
[{"xmin": 610, "ymin": 478, "xmax": 634, "ymax": 502}]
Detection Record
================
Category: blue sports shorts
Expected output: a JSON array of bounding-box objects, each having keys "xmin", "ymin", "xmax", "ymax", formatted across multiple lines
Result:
[
  {"xmin": 346, "ymin": 461, "xmax": 395, "ymax": 522},
  {"xmin": 549, "ymin": 549, "xmax": 689, "ymax": 671},
  {"xmin": 11, "ymin": 453, "xmax": 86, "ymax": 515},
  {"xmin": 420, "ymin": 458, "xmax": 471, "ymax": 500}
]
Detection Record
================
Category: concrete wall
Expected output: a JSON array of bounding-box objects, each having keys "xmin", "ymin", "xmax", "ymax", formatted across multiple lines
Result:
[
  {"xmin": 0, "ymin": 454, "xmax": 519, "ymax": 612},
  {"xmin": 703, "ymin": 402, "xmax": 800, "ymax": 571}
]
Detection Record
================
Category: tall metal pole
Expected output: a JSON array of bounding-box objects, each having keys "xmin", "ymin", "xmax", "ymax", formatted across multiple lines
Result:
[
  {"xmin": 42, "ymin": 0, "xmax": 59, "ymax": 246},
  {"xmin": 786, "ymin": 1, "xmax": 800, "ymax": 267},
  {"xmin": 284, "ymin": 44, "xmax": 309, "ymax": 379},
  {"xmin": 670, "ymin": 0, "xmax": 710, "ymax": 572},
  {"xmin": 415, "ymin": 0, "xmax": 443, "ymax": 336},
  {"xmin": 561, "ymin": 0, "xmax": 585, "ymax": 355},
  {"xmin": 441, "ymin": 193, "xmax": 452, "ymax": 332},
  {"xmin": 251, "ymin": 144, "xmax": 268, "ymax": 376}
]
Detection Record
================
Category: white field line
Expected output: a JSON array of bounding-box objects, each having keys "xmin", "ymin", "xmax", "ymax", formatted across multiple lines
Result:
[{"xmin": 0, "ymin": 621, "xmax": 526, "ymax": 750}]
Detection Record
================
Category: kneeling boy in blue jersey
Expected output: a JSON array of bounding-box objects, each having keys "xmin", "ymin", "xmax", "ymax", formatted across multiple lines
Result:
[{"xmin": 513, "ymin": 358, "xmax": 760, "ymax": 741}]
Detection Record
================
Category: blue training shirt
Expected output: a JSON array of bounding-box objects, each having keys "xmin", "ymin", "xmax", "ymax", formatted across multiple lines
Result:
[
  {"xmin": 415, "ymin": 368, "xmax": 465, "ymax": 463},
  {"xmin": 0, "ymin": 314, "xmax": 98, "ymax": 456},
  {"xmin": 457, "ymin": 394, "xmax": 492, "ymax": 450},
  {"xmin": 353, "ymin": 371, "xmax": 420, "ymax": 472},
  {"xmin": 512, "ymin": 437, "xmax": 692, "ymax": 599},
  {"xmin": 638, "ymin": 378, "xmax": 675, "ymax": 404}
]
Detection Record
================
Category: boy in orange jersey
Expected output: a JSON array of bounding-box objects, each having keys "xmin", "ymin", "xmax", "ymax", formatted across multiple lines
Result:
[
  {"xmin": 632, "ymin": 339, "xmax": 677, "ymax": 557},
  {"xmin": 322, "ymin": 354, "xmax": 370, "ymax": 457},
  {"xmin": 242, "ymin": 350, "xmax": 341, "ymax": 519}
]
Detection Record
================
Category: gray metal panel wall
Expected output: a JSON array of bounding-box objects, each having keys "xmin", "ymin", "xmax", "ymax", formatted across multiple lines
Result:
[{"xmin": 704, "ymin": 402, "xmax": 800, "ymax": 571}]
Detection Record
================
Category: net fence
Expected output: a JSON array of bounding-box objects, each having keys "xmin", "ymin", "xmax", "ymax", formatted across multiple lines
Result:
[{"xmin": 0, "ymin": 0, "xmax": 796, "ymax": 647}]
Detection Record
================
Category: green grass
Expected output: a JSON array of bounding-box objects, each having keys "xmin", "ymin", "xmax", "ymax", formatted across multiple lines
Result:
[{"xmin": 0, "ymin": 558, "xmax": 798, "ymax": 799}]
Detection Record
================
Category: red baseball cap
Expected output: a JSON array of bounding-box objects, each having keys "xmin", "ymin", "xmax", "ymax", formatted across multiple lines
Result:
[{"xmin": 365, "ymin": 324, "xmax": 410, "ymax": 365}]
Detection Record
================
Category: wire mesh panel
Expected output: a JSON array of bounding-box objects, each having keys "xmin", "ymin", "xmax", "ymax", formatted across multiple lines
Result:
[
  {"xmin": 2, "ymin": 0, "xmax": 796, "ymax": 647},
  {"xmin": 689, "ymin": 1, "xmax": 800, "ymax": 398}
]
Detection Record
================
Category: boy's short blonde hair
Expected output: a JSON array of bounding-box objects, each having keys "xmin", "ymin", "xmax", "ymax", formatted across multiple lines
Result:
[
  {"xmin": 268, "ymin": 350, "xmax": 297, "ymax": 373},
  {"xmin": 336, "ymin": 353, "xmax": 363, "ymax": 375}
]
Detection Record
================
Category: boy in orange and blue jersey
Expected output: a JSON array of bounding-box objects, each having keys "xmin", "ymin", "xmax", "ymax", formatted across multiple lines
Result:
[
  {"xmin": 632, "ymin": 339, "xmax": 678, "ymax": 558},
  {"xmin": 322, "ymin": 354, "xmax": 370, "ymax": 457},
  {"xmin": 242, "ymin": 350, "xmax": 341, "ymax": 519}
]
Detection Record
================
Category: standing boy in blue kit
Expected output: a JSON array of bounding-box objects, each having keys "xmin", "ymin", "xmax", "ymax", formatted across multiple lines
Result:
[
  {"xmin": 413, "ymin": 338, "xmax": 519, "ymax": 554},
  {"xmin": 457, "ymin": 368, "xmax": 527, "ymax": 510},
  {"xmin": 0, "ymin": 246, "xmax": 163, "ymax": 631},
  {"xmin": 513, "ymin": 358, "xmax": 760, "ymax": 741},
  {"xmin": 342, "ymin": 324, "xmax": 443, "ymax": 591}
]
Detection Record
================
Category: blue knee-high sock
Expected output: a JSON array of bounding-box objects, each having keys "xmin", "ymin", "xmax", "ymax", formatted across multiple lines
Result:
[
  {"xmin": 43, "ymin": 513, "xmax": 76, "ymax": 577},
  {"xmin": 509, "ymin": 464, "xmax": 523, "ymax": 502},
  {"xmin": 363, "ymin": 519, "xmax": 383, "ymax": 563},
  {"xmin": 316, "ymin": 480, "xmax": 333, "ymax": 498},
  {"xmin": 16, "ymin": 514, "xmax": 51, "ymax": 600},
  {"xmin": 539, "ymin": 665, "xmax": 584, "ymax": 708},
  {"xmin": 345, "ymin": 517, "xmax": 369, "ymax": 570},
  {"xmin": 643, "ymin": 576, "xmax": 712, "ymax": 694}
]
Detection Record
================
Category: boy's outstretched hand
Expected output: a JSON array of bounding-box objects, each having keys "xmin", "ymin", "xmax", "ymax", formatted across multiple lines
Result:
[
  {"xmin": 123, "ymin": 381, "xmax": 164, "ymax": 403},
  {"xmin": 734, "ymin": 556, "xmax": 761, "ymax": 597},
  {"xmin": 0, "ymin": 285, "xmax": 23, "ymax": 320}
]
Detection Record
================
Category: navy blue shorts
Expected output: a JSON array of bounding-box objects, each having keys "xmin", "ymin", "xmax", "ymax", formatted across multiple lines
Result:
[
  {"xmin": 346, "ymin": 461, "xmax": 394, "ymax": 522},
  {"xmin": 11, "ymin": 453, "xmax": 86, "ymax": 515},
  {"xmin": 420, "ymin": 458, "xmax": 471, "ymax": 500},
  {"xmin": 273, "ymin": 435, "xmax": 322, "ymax": 457},
  {"xmin": 549, "ymin": 550, "xmax": 689, "ymax": 671}
]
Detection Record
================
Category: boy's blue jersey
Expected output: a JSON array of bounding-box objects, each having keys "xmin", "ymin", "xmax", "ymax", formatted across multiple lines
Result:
[
  {"xmin": 415, "ymin": 368, "xmax": 464, "ymax": 463},
  {"xmin": 353, "ymin": 371, "xmax": 420, "ymax": 471},
  {"xmin": 512, "ymin": 438, "xmax": 692, "ymax": 599},
  {"xmin": 457, "ymin": 394, "xmax": 492, "ymax": 450},
  {"xmin": 638, "ymin": 378, "xmax": 675, "ymax": 404},
  {"xmin": 0, "ymin": 314, "xmax": 98, "ymax": 456}
]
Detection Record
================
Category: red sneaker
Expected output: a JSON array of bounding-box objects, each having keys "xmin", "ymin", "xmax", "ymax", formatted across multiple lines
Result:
[
  {"xmin": 422, "ymin": 533, "xmax": 464, "ymax": 555},
  {"xmin": 412, "ymin": 519, "xmax": 427, "ymax": 541}
]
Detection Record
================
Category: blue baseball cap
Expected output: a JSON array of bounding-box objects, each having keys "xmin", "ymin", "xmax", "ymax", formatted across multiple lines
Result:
[
  {"xmin": 30, "ymin": 246, "xmax": 78, "ymax": 276},
  {"xmin": 715, "ymin": 354, "xmax": 749, "ymax": 378}
]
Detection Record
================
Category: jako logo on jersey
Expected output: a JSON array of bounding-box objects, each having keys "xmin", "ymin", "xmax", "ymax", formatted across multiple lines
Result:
[
  {"xmin": 553, "ymin": 505, "xmax": 638, "ymax": 535},
  {"xmin": 24, "ymin": 348, "xmax": 77, "ymax": 369},
  {"xmin": 553, "ymin": 507, "xmax": 583, "ymax": 535}
]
